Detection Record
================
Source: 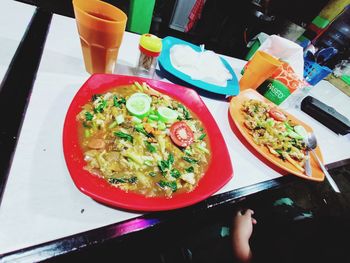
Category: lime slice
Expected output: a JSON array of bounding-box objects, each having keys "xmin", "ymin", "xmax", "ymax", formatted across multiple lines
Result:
[
  {"xmin": 128, "ymin": 92, "xmax": 152, "ymax": 104},
  {"xmin": 157, "ymin": 106, "xmax": 178, "ymax": 123},
  {"xmin": 294, "ymin": 125, "xmax": 308, "ymax": 140},
  {"xmin": 126, "ymin": 94, "xmax": 151, "ymax": 118}
]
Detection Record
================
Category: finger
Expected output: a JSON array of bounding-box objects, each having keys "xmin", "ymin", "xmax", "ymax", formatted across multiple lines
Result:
[
  {"xmin": 235, "ymin": 210, "xmax": 243, "ymax": 216},
  {"xmin": 243, "ymin": 209, "xmax": 254, "ymax": 217},
  {"xmin": 247, "ymin": 209, "xmax": 254, "ymax": 215}
]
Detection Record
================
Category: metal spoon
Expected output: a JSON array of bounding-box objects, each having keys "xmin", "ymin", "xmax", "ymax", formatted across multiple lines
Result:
[
  {"xmin": 307, "ymin": 133, "xmax": 340, "ymax": 193},
  {"xmin": 304, "ymin": 143, "xmax": 312, "ymax": 177}
]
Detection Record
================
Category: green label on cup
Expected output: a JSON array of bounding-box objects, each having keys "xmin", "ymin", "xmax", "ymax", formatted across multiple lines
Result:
[{"xmin": 257, "ymin": 79, "xmax": 291, "ymax": 105}]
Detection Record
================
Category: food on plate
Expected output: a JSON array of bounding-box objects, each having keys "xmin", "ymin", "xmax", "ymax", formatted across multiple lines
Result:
[
  {"xmin": 76, "ymin": 81, "xmax": 211, "ymax": 197},
  {"xmin": 241, "ymin": 99, "xmax": 308, "ymax": 173},
  {"xmin": 170, "ymin": 44, "xmax": 232, "ymax": 87}
]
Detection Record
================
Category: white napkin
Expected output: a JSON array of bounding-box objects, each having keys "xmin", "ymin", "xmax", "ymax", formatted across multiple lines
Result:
[{"xmin": 257, "ymin": 35, "xmax": 304, "ymax": 79}]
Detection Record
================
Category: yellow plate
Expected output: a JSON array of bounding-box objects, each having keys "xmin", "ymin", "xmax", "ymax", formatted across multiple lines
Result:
[{"xmin": 229, "ymin": 89, "xmax": 325, "ymax": 182}]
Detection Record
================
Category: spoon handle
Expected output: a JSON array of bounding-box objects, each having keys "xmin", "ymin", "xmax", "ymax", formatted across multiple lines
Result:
[
  {"xmin": 304, "ymin": 150, "xmax": 312, "ymax": 177},
  {"xmin": 311, "ymin": 149, "xmax": 340, "ymax": 193}
]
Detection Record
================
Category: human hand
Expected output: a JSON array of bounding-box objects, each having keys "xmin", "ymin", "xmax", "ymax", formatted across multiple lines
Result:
[
  {"xmin": 232, "ymin": 209, "xmax": 257, "ymax": 243},
  {"xmin": 231, "ymin": 209, "xmax": 257, "ymax": 263}
]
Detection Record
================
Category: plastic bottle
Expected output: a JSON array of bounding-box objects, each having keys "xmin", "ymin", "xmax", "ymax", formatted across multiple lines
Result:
[{"xmin": 136, "ymin": 34, "xmax": 162, "ymax": 78}]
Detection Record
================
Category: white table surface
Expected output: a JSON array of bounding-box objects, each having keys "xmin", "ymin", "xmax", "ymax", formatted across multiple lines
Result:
[
  {"xmin": 0, "ymin": 0, "xmax": 35, "ymax": 80},
  {"xmin": 0, "ymin": 8, "xmax": 350, "ymax": 254}
]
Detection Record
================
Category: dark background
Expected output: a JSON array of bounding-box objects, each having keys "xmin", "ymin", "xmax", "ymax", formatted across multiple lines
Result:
[{"xmin": 16, "ymin": 0, "xmax": 330, "ymax": 59}]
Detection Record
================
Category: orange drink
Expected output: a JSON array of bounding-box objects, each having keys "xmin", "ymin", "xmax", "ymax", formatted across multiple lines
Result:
[
  {"xmin": 239, "ymin": 51, "xmax": 282, "ymax": 90},
  {"xmin": 72, "ymin": 0, "xmax": 127, "ymax": 74}
]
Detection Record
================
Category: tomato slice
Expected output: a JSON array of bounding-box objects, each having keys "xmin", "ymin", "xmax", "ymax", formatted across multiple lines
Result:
[
  {"xmin": 170, "ymin": 121, "xmax": 194, "ymax": 147},
  {"xmin": 269, "ymin": 108, "xmax": 287, "ymax": 122}
]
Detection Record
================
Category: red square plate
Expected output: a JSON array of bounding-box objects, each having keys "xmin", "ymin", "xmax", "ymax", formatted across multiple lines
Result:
[{"xmin": 63, "ymin": 74, "xmax": 233, "ymax": 211}]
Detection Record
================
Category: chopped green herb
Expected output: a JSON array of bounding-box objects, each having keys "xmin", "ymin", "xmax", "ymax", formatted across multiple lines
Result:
[
  {"xmin": 184, "ymin": 149, "xmax": 192, "ymax": 156},
  {"xmin": 114, "ymin": 131, "xmax": 133, "ymax": 143},
  {"xmin": 170, "ymin": 169, "xmax": 181, "ymax": 179},
  {"xmin": 85, "ymin": 111, "xmax": 93, "ymax": 121},
  {"xmin": 145, "ymin": 141, "xmax": 156, "ymax": 153},
  {"xmin": 158, "ymin": 180, "xmax": 177, "ymax": 192},
  {"xmin": 167, "ymin": 153, "xmax": 174, "ymax": 165},
  {"xmin": 108, "ymin": 176, "xmax": 137, "ymax": 184},
  {"xmin": 182, "ymin": 156, "xmax": 198, "ymax": 164},
  {"xmin": 113, "ymin": 96, "xmax": 126, "ymax": 108},
  {"xmin": 185, "ymin": 166, "xmax": 194, "ymax": 173},
  {"xmin": 198, "ymin": 133, "xmax": 206, "ymax": 140},
  {"xmin": 135, "ymin": 125, "xmax": 151, "ymax": 137},
  {"xmin": 94, "ymin": 99, "xmax": 107, "ymax": 113},
  {"xmin": 158, "ymin": 153, "xmax": 175, "ymax": 175},
  {"xmin": 178, "ymin": 104, "xmax": 191, "ymax": 120},
  {"xmin": 158, "ymin": 160, "xmax": 169, "ymax": 175}
]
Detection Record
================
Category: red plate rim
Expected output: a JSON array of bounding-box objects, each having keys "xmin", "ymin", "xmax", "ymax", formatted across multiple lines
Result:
[{"xmin": 63, "ymin": 74, "xmax": 233, "ymax": 211}]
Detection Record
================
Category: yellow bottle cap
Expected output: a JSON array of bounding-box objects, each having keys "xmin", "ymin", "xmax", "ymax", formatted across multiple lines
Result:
[{"xmin": 139, "ymin": 34, "xmax": 162, "ymax": 56}]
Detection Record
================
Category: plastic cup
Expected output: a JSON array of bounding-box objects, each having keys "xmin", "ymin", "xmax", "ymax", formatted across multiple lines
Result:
[
  {"xmin": 72, "ymin": 0, "xmax": 127, "ymax": 74},
  {"xmin": 239, "ymin": 51, "xmax": 282, "ymax": 90}
]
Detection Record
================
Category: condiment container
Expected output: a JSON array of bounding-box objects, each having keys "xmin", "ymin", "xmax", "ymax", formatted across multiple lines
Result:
[{"xmin": 137, "ymin": 34, "xmax": 162, "ymax": 78}]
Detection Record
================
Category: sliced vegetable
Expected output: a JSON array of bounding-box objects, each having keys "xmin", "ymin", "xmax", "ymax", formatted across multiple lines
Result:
[
  {"xmin": 108, "ymin": 121, "xmax": 118, "ymax": 129},
  {"xmin": 170, "ymin": 121, "xmax": 194, "ymax": 147},
  {"xmin": 182, "ymin": 156, "xmax": 198, "ymax": 164},
  {"xmin": 196, "ymin": 144, "xmax": 209, "ymax": 154},
  {"xmin": 294, "ymin": 125, "xmax": 308, "ymax": 140},
  {"xmin": 157, "ymin": 122, "xmax": 166, "ymax": 131},
  {"xmin": 84, "ymin": 129, "xmax": 91, "ymax": 138},
  {"xmin": 126, "ymin": 93, "xmax": 151, "ymax": 118},
  {"xmin": 116, "ymin": 114, "xmax": 125, "ymax": 124},
  {"xmin": 287, "ymin": 130, "xmax": 304, "ymax": 140},
  {"xmin": 269, "ymin": 108, "xmax": 287, "ymax": 122},
  {"xmin": 157, "ymin": 106, "xmax": 178, "ymax": 123},
  {"xmin": 134, "ymin": 82, "xmax": 144, "ymax": 92},
  {"xmin": 108, "ymin": 176, "xmax": 138, "ymax": 184},
  {"xmin": 144, "ymin": 160, "xmax": 153, "ymax": 166},
  {"xmin": 129, "ymin": 92, "xmax": 152, "ymax": 104},
  {"xmin": 148, "ymin": 114, "xmax": 159, "ymax": 121},
  {"xmin": 181, "ymin": 173, "xmax": 195, "ymax": 185}
]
